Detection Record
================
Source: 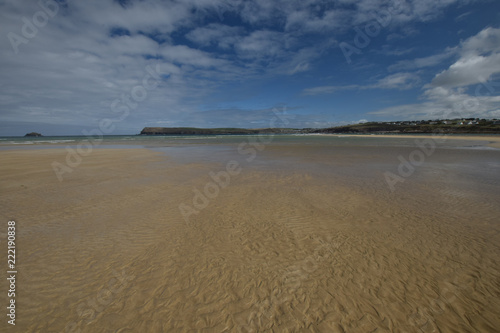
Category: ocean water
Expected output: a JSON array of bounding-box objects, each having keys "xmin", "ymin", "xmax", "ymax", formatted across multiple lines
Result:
[
  {"xmin": 1, "ymin": 133, "xmax": 497, "ymax": 150},
  {"xmin": 3, "ymin": 134, "xmax": 497, "ymax": 187}
]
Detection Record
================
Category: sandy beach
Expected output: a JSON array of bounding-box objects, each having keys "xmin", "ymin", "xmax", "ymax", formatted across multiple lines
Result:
[
  {"xmin": 343, "ymin": 134, "xmax": 500, "ymax": 149},
  {"xmin": 2, "ymin": 0, "xmax": 500, "ymax": 331},
  {"xmin": 1, "ymin": 137, "xmax": 499, "ymax": 332}
]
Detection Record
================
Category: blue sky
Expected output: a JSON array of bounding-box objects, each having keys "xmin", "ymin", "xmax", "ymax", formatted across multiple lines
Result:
[{"xmin": 1, "ymin": 0, "xmax": 500, "ymax": 135}]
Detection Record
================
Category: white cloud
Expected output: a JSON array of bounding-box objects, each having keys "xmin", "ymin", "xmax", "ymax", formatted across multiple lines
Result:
[
  {"xmin": 461, "ymin": 26, "xmax": 500, "ymax": 55},
  {"xmin": 374, "ymin": 46, "xmax": 415, "ymax": 56},
  {"xmin": 455, "ymin": 10, "xmax": 473, "ymax": 21},
  {"xmin": 369, "ymin": 86, "xmax": 500, "ymax": 119},
  {"xmin": 289, "ymin": 62, "xmax": 310, "ymax": 75},
  {"xmin": 0, "ymin": 0, "xmax": 493, "ymax": 135},
  {"xmin": 302, "ymin": 72, "xmax": 420, "ymax": 95},
  {"xmin": 388, "ymin": 25, "xmax": 500, "ymax": 74},
  {"xmin": 238, "ymin": 0, "xmax": 474, "ymax": 35},
  {"xmin": 368, "ymin": 28, "xmax": 500, "ymax": 120},
  {"xmin": 302, "ymin": 85, "xmax": 357, "ymax": 95},
  {"xmin": 431, "ymin": 54, "xmax": 500, "ymax": 88},
  {"xmin": 185, "ymin": 23, "xmax": 243, "ymax": 49},
  {"xmin": 285, "ymin": 9, "xmax": 350, "ymax": 32},
  {"xmin": 160, "ymin": 45, "xmax": 228, "ymax": 68},
  {"xmin": 429, "ymin": 27, "xmax": 500, "ymax": 88},
  {"xmin": 235, "ymin": 30, "xmax": 286, "ymax": 59},
  {"xmin": 376, "ymin": 72, "xmax": 421, "ymax": 89},
  {"xmin": 388, "ymin": 48, "xmax": 457, "ymax": 71}
]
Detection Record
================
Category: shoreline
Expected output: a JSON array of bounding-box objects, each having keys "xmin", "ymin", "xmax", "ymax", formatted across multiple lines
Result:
[
  {"xmin": 320, "ymin": 133, "xmax": 500, "ymax": 149},
  {"xmin": 1, "ymin": 133, "xmax": 500, "ymax": 150}
]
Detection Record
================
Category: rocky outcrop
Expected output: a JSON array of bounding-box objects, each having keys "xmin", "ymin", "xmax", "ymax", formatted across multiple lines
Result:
[{"xmin": 24, "ymin": 132, "xmax": 43, "ymax": 137}]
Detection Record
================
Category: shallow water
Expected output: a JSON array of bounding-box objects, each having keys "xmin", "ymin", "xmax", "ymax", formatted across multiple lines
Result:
[{"xmin": 1, "ymin": 133, "xmax": 497, "ymax": 149}]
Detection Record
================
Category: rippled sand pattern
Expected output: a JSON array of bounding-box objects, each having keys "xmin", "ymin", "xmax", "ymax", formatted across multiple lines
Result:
[{"xmin": 0, "ymin": 141, "xmax": 499, "ymax": 332}]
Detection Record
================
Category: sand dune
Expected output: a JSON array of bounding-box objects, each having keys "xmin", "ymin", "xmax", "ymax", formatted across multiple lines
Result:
[{"xmin": 1, "ymin": 143, "xmax": 499, "ymax": 332}]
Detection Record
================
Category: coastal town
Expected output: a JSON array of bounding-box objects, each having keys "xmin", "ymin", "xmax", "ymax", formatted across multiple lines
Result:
[{"xmin": 315, "ymin": 118, "xmax": 500, "ymax": 134}]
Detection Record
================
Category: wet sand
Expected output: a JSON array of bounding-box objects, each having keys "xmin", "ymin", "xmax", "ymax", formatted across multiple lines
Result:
[
  {"xmin": 344, "ymin": 134, "xmax": 500, "ymax": 149},
  {"xmin": 1, "ymin": 140, "xmax": 499, "ymax": 332}
]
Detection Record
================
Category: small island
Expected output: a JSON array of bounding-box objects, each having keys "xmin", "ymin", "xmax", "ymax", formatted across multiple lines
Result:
[{"xmin": 24, "ymin": 132, "xmax": 43, "ymax": 137}]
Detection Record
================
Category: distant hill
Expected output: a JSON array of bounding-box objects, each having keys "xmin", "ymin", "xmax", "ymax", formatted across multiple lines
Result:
[
  {"xmin": 140, "ymin": 120, "xmax": 500, "ymax": 136},
  {"xmin": 313, "ymin": 120, "xmax": 500, "ymax": 134},
  {"xmin": 139, "ymin": 127, "xmax": 302, "ymax": 135}
]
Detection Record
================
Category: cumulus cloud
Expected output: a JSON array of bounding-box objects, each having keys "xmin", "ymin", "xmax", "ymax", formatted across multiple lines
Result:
[
  {"xmin": 369, "ymin": 85, "xmax": 500, "ymax": 120},
  {"xmin": 431, "ymin": 54, "xmax": 500, "ymax": 88},
  {"xmin": 0, "ymin": 0, "xmax": 492, "ymax": 134},
  {"xmin": 429, "ymin": 27, "xmax": 500, "ymax": 88},
  {"xmin": 388, "ymin": 27, "xmax": 500, "ymax": 74},
  {"xmin": 0, "ymin": 0, "xmax": 247, "ymax": 134},
  {"xmin": 368, "ymin": 27, "xmax": 500, "ymax": 120}
]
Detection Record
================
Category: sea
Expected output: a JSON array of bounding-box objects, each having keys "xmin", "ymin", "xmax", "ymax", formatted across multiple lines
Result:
[
  {"xmin": 1, "ymin": 133, "xmax": 498, "ymax": 150},
  {"xmin": 2, "ymin": 133, "xmax": 499, "ymax": 203}
]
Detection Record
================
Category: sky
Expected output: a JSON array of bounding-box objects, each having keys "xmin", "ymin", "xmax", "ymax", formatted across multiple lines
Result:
[{"xmin": 1, "ymin": 0, "xmax": 500, "ymax": 136}]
